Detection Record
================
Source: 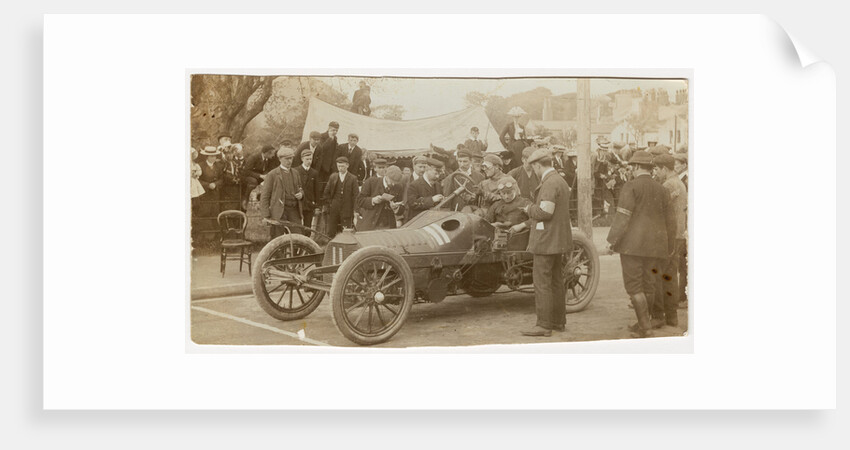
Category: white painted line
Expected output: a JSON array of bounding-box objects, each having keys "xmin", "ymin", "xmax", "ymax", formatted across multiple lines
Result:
[
  {"xmin": 192, "ymin": 294, "xmax": 255, "ymax": 304},
  {"xmin": 191, "ymin": 305, "xmax": 333, "ymax": 347}
]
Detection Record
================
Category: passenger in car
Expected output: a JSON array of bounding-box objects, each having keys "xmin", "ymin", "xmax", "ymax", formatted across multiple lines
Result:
[{"xmin": 485, "ymin": 176, "xmax": 531, "ymax": 228}]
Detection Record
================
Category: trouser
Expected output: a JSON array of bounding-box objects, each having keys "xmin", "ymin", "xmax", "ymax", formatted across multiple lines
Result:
[
  {"xmin": 325, "ymin": 211, "xmax": 353, "ymax": 239},
  {"xmin": 301, "ymin": 209, "xmax": 314, "ymax": 236},
  {"xmin": 242, "ymin": 177, "xmax": 261, "ymax": 203},
  {"xmin": 620, "ymin": 254, "xmax": 663, "ymax": 333},
  {"xmin": 532, "ymin": 253, "xmax": 566, "ymax": 330},
  {"xmin": 652, "ymin": 248, "xmax": 682, "ymax": 325},
  {"xmin": 270, "ymin": 208, "xmax": 302, "ymax": 239}
]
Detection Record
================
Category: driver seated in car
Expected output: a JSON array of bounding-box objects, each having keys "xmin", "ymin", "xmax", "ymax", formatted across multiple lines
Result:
[{"xmin": 485, "ymin": 176, "xmax": 531, "ymax": 228}]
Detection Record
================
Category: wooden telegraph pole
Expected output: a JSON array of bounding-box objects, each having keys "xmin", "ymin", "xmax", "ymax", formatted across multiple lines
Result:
[{"xmin": 576, "ymin": 78, "xmax": 593, "ymax": 238}]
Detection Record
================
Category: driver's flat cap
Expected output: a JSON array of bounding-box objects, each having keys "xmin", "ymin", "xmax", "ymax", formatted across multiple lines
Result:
[{"xmin": 527, "ymin": 147, "xmax": 553, "ymax": 165}]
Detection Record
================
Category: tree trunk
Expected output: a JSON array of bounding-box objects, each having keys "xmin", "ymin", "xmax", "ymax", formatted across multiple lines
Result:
[{"xmin": 228, "ymin": 77, "xmax": 274, "ymax": 142}]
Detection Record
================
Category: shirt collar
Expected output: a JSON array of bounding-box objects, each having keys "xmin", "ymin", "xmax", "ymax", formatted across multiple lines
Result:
[
  {"xmin": 279, "ymin": 165, "xmax": 289, "ymax": 172},
  {"xmin": 302, "ymin": 163, "xmax": 311, "ymax": 171},
  {"xmin": 541, "ymin": 167, "xmax": 555, "ymax": 179}
]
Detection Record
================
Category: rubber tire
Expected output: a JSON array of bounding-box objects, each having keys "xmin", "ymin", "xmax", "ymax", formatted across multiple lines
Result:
[
  {"xmin": 563, "ymin": 230, "xmax": 600, "ymax": 313},
  {"xmin": 330, "ymin": 246, "xmax": 415, "ymax": 345},
  {"xmin": 252, "ymin": 233, "xmax": 325, "ymax": 321}
]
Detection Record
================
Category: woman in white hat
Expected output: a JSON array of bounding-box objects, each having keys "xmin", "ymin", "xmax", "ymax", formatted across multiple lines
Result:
[
  {"xmin": 198, "ymin": 146, "xmax": 225, "ymax": 192},
  {"xmin": 190, "ymin": 147, "xmax": 205, "ymax": 200},
  {"xmin": 500, "ymin": 106, "xmax": 528, "ymax": 164}
]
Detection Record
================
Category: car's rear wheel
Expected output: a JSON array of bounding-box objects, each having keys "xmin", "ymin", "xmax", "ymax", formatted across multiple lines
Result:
[
  {"xmin": 563, "ymin": 231, "xmax": 600, "ymax": 313},
  {"xmin": 330, "ymin": 246, "xmax": 415, "ymax": 345},
  {"xmin": 252, "ymin": 234, "xmax": 325, "ymax": 321}
]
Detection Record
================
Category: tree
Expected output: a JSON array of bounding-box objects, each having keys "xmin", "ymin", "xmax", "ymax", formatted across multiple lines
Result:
[
  {"xmin": 190, "ymin": 75, "xmax": 276, "ymax": 147},
  {"xmin": 464, "ymin": 91, "xmax": 491, "ymax": 108}
]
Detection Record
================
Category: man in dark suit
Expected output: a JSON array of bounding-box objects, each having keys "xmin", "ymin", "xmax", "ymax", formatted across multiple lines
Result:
[
  {"xmin": 336, "ymin": 133, "xmax": 364, "ymax": 182},
  {"xmin": 241, "ymin": 144, "xmax": 278, "ymax": 208},
  {"xmin": 441, "ymin": 149, "xmax": 484, "ymax": 211},
  {"xmin": 322, "ymin": 156, "xmax": 359, "ymax": 238},
  {"xmin": 551, "ymin": 145, "xmax": 577, "ymax": 189},
  {"xmin": 606, "ymin": 151, "xmax": 676, "ymax": 338},
  {"xmin": 507, "ymin": 146, "xmax": 540, "ymax": 200},
  {"xmin": 357, "ymin": 165, "xmax": 405, "ymax": 231},
  {"xmin": 293, "ymin": 148, "xmax": 320, "ymax": 234},
  {"xmin": 294, "ymin": 131, "xmax": 321, "ymax": 169},
  {"xmin": 510, "ymin": 148, "xmax": 572, "ymax": 337},
  {"xmin": 314, "ymin": 121, "xmax": 340, "ymax": 184},
  {"xmin": 260, "ymin": 145, "xmax": 304, "ymax": 238},
  {"xmin": 405, "ymin": 158, "xmax": 445, "ymax": 221}
]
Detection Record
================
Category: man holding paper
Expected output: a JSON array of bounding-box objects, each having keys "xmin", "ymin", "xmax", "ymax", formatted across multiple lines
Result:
[
  {"xmin": 510, "ymin": 147, "xmax": 572, "ymax": 337},
  {"xmin": 356, "ymin": 165, "xmax": 406, "ymax": 231}
]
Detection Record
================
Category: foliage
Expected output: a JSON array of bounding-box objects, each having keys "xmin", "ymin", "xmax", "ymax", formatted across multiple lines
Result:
[
  {"xmin": 371, "ymin": 104, "xmax": 406, "ymax": 120},
  {"xmin": 190, "ymin": 75, "xmax": 275, "ymax": 148}
]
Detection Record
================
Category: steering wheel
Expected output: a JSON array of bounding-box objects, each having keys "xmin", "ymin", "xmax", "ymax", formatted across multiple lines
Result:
[{"xmin": 435, "ymin": 172, "xmax": 476, "ymax": 209}]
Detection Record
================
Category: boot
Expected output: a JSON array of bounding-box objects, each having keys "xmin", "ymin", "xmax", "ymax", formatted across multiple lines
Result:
[{"xmin": 630, "ymin": 293, "xmax": 654, "ymax": 338}]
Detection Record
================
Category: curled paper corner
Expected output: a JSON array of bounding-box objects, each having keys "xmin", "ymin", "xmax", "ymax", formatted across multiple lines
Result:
[{"xmin": 765, "ymin": 16, "xmax": 823, "ymax": 69}]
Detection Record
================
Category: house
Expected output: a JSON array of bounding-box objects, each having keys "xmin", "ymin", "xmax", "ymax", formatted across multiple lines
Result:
[{"xmin": 657, "ymin": 114, "xmax": 688, "ymax": 151}]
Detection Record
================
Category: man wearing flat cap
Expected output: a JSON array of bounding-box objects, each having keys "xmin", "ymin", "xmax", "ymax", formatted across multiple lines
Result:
[
  {"xmin": 357, "ymin": 165, "xmax": 406, "ymax": 231},
  {"xmin": 510, "ymin": 147, "xmax": 572, "ymax": 337},
  {"xmin": 260, "ymin": 144, "xmax": 304, "ymax": 238},
  {"xmin": 508, "ymin": 146, "xmax": 541, "ymax": 201},
  {"xmin": 295, "ymin": 130, "xmax": 322, "ymax": 169},
  {"xmin": 406, "ymin": 158, "xmax": 445, "ymax": 221},
  {"xmin": 293, "ymin": 148, "xmax": 320, "ymax": 234},
  {"xmin": 441, "ymin": 148, "xmax": 484, "ymax": 212},
  {"xmin": 322, "ymin": 156, "xmax": 359, "ymax": 238},
  {"xmin": 477, "ymin": 153, "xmax": 509, "ymax": 211},
  {"xmin": 606, "ymin": 151, "xmax": 676, "ymax": 338}
]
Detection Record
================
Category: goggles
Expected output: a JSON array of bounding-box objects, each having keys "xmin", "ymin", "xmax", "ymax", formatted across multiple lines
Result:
[{"xmin": 497, "ymin": 181, "xmax": 515, "ymax": 191}]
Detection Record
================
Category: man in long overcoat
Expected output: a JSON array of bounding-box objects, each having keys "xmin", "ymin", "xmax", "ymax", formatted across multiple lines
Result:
[
  {"xmin": 260, "ymin": 146, "xmax": 304, "ymax": 238},
  {"xmin": 606, "ymin": 151, "xmax": 676, "ymax": 338},
  {"xmin": 510, "ymin": 148, "xmax": 572, "ymax": 337}
]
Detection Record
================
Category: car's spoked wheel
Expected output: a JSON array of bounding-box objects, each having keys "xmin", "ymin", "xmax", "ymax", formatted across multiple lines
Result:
[
  {"xmin": 331, "ymin": 247, "xmax": 414, "ymax": 345},
  {"xmin": 562, "ymin": 231, "xmax": 600, "ymax": 313},
  {"xmin": 252, "ymin": 234, "xmax": 326, "ymax": 321}
]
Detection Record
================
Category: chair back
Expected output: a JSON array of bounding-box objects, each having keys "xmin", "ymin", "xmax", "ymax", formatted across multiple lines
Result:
[{"xmin": 217, "ymin": 210, "xmax": 248, "ymax": 241}]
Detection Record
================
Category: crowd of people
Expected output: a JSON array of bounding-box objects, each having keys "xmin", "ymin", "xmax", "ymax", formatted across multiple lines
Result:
[{"xmin": 190, "ymin": 109, "xmax": 689, "ymax": 339}]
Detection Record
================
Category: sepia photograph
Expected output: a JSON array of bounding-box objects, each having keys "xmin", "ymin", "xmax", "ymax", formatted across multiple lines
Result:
[{"xmin": 189, "ymin": 74, "xmax": 690, "ymax": 348}]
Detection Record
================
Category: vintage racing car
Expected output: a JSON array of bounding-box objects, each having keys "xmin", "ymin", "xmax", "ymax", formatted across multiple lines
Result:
[{"xmin": 252, "ymin": 173, "xmax": 600, "ymax": 345}]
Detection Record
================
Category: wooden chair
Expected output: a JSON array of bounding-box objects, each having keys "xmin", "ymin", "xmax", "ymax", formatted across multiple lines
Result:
[{"xmin": 217, "ymin": 210, "xmax": 253, "ymax": 277}]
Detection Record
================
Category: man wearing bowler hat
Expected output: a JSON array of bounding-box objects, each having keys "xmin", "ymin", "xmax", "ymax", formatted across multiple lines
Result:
[
  {"xmin": 322, "ymin": 156, "xmax": 359, "ymax": 238},
  {"xmin": 606, "ymin": 150, "xmax": 676, "ymax": 338},
  {"xmin": 260, "ymin": 144, "xmax": 304, "ymax": 238},
  {"xmin": 510, "ymin": 147, "xmax": 572, "ymax": 337}
]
